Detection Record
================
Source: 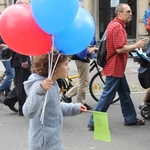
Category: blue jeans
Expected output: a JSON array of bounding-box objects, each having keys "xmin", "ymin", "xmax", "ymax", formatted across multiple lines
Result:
[
  {"xmin": 0, "ymin": 60, "xmax": 14, "ymax": 96},
  {"xmin": 89, "ymin": 75, "xmax": 137, "ymax": 126}
]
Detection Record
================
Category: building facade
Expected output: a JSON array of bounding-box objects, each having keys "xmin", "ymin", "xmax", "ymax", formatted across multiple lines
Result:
[
  {"xmin": 0, "ymin": 0, "xmax": 150, "ymax": 41},
  {"xmin": 81, "ymin": 0, "xmax": 150, "ymax": 41},
  {"xmin": 0, "ymin": 0, "xmax": 14, "ymax": 11}
]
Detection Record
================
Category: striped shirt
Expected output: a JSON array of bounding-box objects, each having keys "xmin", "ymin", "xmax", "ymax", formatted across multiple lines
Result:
[{"xmin": 103, "ymin": 17, "xmax": 128, "ymax": 78}]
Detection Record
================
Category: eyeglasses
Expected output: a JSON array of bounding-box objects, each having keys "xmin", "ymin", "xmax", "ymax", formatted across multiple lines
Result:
[
  {"xmin": 125, "ymin": 10, "xmax": 132, "ymax": 13},
  {"xmin": 120, "ymin": 10, "xmax": 132, "ymax": 13}
]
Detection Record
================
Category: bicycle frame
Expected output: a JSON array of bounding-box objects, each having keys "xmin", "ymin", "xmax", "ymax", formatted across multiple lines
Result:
[
  {"xmin": 59, "ymin": 59, "xmax": 103, "ymax": 93},
  {"xmin": 66, "ymin": 59, "xmax": 102, "ymax": 86},
  {"xmin": 59, "ymin": 75, "xmax": 79, "ymax": 94},
  {"xmin": 89, "ymin": 59, "xmax": 105, "ymax": 84},
  {"xmin": 65, "ymin": 75, "xmax": 79, "ymax": 89}
]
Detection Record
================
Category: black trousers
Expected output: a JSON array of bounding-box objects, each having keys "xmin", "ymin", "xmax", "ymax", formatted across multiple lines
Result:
[{"xmin": 3, "ymin": 66, "xmax": 31, "ymax": 113}]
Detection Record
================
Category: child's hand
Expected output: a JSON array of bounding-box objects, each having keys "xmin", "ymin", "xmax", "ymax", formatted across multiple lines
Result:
[
  {"xmin": 41, "ymin": 78, "xmax": 53, "ymax": 91},
  {"xmin": 80, "ymin": 104, "xmax": 87, "ymax": 112}
]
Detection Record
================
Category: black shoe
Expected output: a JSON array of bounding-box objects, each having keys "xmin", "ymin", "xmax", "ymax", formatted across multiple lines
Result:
[
  {"xmin": 84, "ymin": 103, "xmax": 93, "ymax": 110},
  {"xmin": 3, "ymin": 100, "xmax": 18, "ymax": 113},
  {"xmin": 8, "ymin": 105, "xmax": 18, "ymax": 113},
  {"xmin": 87, "ymin": 124, "xmax": 94, "ymax": 131},
  {"xmin": 61, "ymin": 94, "xmax": 72, "ymax": 103},
  {"xmin": 124, "ymin": 119, "xmax": 145, "ymax": 126},
  {"xmin": 19, "ymin": 111, "xmax": 24, "ymax": 116}
]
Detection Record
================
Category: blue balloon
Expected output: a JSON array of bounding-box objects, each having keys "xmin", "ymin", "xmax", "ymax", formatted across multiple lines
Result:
[
  {"xmin": 31, "ymin": 0, "xmax": 79, "ymax": 35},
  {"xmin": 54, "ymin": 7, "xmax": 95, "ymax": 55}
]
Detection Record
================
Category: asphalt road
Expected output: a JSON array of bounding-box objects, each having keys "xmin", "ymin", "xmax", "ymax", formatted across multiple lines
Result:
[
  {"xmin": 0, "ymin": 58, "xmax": 150, "ymax": 150},
  {"xmin": 0, "ymin": 93, "xmax": 150, "ymax": 150}
]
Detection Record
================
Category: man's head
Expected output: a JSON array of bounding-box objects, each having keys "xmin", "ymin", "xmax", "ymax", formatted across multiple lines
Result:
[{"xmin": 115, "ymin": 3, "xmax": 132, "ymax": 23}]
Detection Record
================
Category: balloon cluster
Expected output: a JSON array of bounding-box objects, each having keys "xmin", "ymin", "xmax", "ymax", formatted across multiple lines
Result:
[{"xmin": 0, "ymin": 0, "xmax": 95, "ymax": 55}]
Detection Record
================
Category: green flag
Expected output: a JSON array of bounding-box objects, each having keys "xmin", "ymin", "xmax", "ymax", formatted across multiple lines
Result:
[{"xmin": 92, "ymin": 111, "xmax": 111, "ymax": 142}]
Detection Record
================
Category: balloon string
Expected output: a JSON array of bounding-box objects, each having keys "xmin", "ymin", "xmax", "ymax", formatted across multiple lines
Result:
[
  {"xmin": 50, "ymin": 53, "xmax": 61, "ymax": 78},
  {"xmin": 40, "ymin": 54, "xmax": 61, "ymax": 124},
  {"xmin": 40, "ymin": 36, "xmax": 54, "ymax": 123},
  {"xmin": 40, "ymin": 37, "xmax": 61, "ymax": 124},
  {"xmin": 50, "ymin": 36, "xmax": 55, "ymax": 77},
  {"xmin": 40, "ymin": 91, "xmax": 48, "ymax": 123},
  {"xmin": 40, "ymin": 52, "xmax": 51, "ymax": 123},
  {"xmin": 48, "ymin": 36, "xmax": 54, "ymax": 78},
  {"xmin": 47, "ymin": 52, "xmax": 51, "ymax": 77}
]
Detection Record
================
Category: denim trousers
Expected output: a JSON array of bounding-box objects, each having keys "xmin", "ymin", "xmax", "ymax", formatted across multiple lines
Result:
[
  {"xmin": 89, "ymin": 75, "xmax": 137, "ymax": 126},
  {"xmin": 0, "ymin": 60, "xmax": 14, "ymax": 96}
]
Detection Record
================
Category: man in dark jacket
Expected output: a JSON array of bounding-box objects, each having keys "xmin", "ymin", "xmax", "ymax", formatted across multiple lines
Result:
[
  {"xmin": 3, "ymin": 51, "xmax": 31, "ymax": 116},
  {"xmin": 2, "ymin": 0, "xmax": 31, "ymax": 116}
]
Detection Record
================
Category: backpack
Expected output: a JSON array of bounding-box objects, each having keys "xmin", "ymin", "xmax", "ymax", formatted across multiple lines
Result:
[
  {"xmin": 146, "ymin": 17, "xmax": 150, "ymax": 33},
  {"xmin": 97, "ymin": 31, "xmax": 107, "ymax": 67},
  {"xmin": 143, "ymin": 9, "xmax": 150, "ymax": 25}
]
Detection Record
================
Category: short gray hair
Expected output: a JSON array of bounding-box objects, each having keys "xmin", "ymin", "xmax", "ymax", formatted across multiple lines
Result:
[{"xmin": 115, "ymin": 3, "xmax": 128, "ymax": 16}]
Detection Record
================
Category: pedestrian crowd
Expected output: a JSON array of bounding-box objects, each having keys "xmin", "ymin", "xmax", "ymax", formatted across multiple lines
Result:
[{"xmin": 0, "ymin": 2, "xmax": 150, "ymax": 150}]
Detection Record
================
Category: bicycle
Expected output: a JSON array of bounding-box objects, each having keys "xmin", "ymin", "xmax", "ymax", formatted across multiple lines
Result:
[
  {"xmin": 89, "ymin": 59, "xmax": 119, "ymax": 104},
  {"xmin": 58, "ymin": 59, "xmax": 119, "ymax": 104},
  {"xmin": 57, "ymin": 74, "xmax": 79, "ymax": 94}
]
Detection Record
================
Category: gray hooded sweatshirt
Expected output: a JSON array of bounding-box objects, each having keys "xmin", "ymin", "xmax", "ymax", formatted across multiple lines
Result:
[{"xmin": 23, "ymin": 73, "xmax": 81, "ymax": 150}]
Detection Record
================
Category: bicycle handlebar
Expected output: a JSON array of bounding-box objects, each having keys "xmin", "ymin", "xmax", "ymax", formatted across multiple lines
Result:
[{"xmin": 89, "ymin": 59, "xmax": 100, "ymax": 73}]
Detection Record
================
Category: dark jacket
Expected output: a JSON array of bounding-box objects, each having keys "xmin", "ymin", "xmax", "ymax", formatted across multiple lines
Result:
[{"xmin": 10, "ymin": 52, "xmax": 31, "ymax": 68}]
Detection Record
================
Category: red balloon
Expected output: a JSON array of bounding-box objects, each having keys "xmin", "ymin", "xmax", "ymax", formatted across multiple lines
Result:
[{"xmin": 0, "ymin": 4, "xmax": 52, "ymax": 56}]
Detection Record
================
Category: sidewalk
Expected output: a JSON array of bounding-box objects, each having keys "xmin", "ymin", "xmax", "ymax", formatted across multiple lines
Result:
[
  {"xmin": 0, "ymin": 59, "xmax": 149, "ymax": 150},
  {"xmin": 0, "ymin": 57, "xmax": 145, "ymax": 93},
  {"xmin": 0, "ymin": 92, "xmax": 149, "ymax": 150},
  {"xmin": 67, "ymin": 57, "xmax": 146, "ymax": 93}
]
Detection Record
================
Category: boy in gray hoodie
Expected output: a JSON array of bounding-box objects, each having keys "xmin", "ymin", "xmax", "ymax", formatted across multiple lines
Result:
[{"xmin": 23, "ymin": 49, "xmax": 87, "ymax": 150}]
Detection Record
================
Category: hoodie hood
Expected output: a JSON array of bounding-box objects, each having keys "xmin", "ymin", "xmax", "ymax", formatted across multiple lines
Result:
[{"xmin": 24, "ymin": 73, "xmax": 46, "ymax": 96}]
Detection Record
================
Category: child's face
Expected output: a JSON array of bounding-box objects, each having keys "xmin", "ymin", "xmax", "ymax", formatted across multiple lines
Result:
[{"xmin": 56, "ymin": 58, "xmax": 70, "ymax": 79}]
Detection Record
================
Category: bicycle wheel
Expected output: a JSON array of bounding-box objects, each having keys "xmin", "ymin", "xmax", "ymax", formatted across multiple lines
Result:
[
  {"xmin": 89, "ymin": 72, "xmax": 119, "ymax": 104},
  {"xmin": 89, "ymin": 72, "xmax": 105, "ymax": 101}
]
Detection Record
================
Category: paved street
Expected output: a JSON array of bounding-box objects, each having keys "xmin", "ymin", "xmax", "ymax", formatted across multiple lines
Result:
[{"xmin": 0, "ymin": 58, "xmax": 150, "ymax": 150}]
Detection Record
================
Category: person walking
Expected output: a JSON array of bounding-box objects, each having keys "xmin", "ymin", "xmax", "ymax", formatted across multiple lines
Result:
[
  {"xmin": 61, "ymin": 36, "xmax": 98, "ymax": 110},
  {"xmin": 2, "ymin": 0, "xmax": 31, "ymax": 116},
  {"xmin": 23, "ymin": 50, "xmax": 87, "ymax": 150},
  {"xmin": 0, "ymin": 36, "xmax": 14, "ymax": 102},
  {"xmin": 3, "ymin": 51, "xmax": 31, "ymax": 115},
  {"xmin": 88, "ymin": 3, "xmax": 148, "ymax": 130}
]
